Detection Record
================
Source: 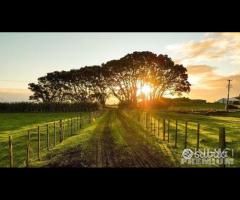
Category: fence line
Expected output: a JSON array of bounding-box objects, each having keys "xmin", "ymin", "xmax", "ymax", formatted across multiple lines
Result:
[
  {"xmin": 0, "ymin": 111, "xmax": 100, "ymax": 168},
  {"xmin": 134, "ymin": 110, "xmax": 237, "ymax": 167}
]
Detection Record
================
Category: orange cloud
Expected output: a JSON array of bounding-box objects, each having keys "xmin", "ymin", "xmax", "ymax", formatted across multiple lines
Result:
[
  {"xmin": 166, "ymin": 32, "xmax": 240, "ymax": 65},
  {"xmin": 185, "ymin": 38, "xmax": 218, "ymax": 58},
  {"xmin": 187, "ymin": 65, "xmax": 240, "ymax": 102},
  {"xmin": 187, "ymin": 65, "xmax": 216, "ymax": 75},
  {"xmin": 202, "ymin": 74, "xmax": 240, "ymax": 90}
]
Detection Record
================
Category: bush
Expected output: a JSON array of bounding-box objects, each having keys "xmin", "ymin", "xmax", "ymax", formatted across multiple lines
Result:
[
  {"xmin": 118, "ymin": 101, "xmax": 136, "ymax": 109},
  {"xmin": 0, "ymin": 102, "xmax": 99, "ymax": 113},
  {"xmin": 227, "ymin": 104, "xmax": 238, "ymax": 109}
]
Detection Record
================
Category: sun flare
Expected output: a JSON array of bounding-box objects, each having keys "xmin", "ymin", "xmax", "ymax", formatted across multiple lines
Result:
[
  {"xmin": 137, "ymin": 82, "xmax": 152, "ymax": 100},
  {"xmin": 141, "ymin": 84, "xmax": 151, "ymax": 96}
]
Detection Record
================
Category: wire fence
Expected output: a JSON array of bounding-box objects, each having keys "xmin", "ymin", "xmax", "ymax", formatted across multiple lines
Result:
[
  {"xmin": 0, "ymin": 111, "xmax": 100, "ymax": 168},
  {"xmin": 132, "ymin": 110, "xmax": 240, "ymax": 167}
]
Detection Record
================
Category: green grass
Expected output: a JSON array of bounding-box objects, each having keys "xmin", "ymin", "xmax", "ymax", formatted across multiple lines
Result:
[
  {"xmin": 33, "ymin": 110, "xmax": 132, "ymax": 168},
  {"xmin": 164, "ymin": 103, "xmax": 225, "ymax": 112},
  {"xmin": 34, "ymin": 109, "xmax": 175, "ymax": 168},
  {"xmin": 32, "ymin": 113, "xmax": 107, "ymax": 167},
  {"xmin": 0, "ymin": 112, "xmax": 83, "ymax": 133},
  {"xmin": 126, "ymin": 109, "xmax": 240, "ymax": 167},
  {"xmin": 0, "ymin": 112, "xmax": 92, "ymax": 168},
  {"xmin": 1, "ymin": 108, "xmax": 239, "ymax": 168}
]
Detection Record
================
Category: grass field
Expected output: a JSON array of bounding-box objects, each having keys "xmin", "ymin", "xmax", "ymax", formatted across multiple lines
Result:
[
  {"xmin": 139, "ymin": 102, "xmax": 226, "ymax": 112},
  {"xmin": 126, "ymin": 109, "xmax": 240, "ymax": 167},
  {"xmin": 0, "ymin": 113, "xmax": 82, "ymax": 133},
  {"xmin": 164, "ymin": 103, "xmax": 226, "ymax": 112},
  {"xmin": 0, "ymin": 108, "xmax": 239, "ymax": 168},
  {"xmin": 33, "ymin": 109, "xmax": 174, "ymax": 168},
  {"xmin": 0, "ymin": 112, "xmax": 91, "ymax": 167}
]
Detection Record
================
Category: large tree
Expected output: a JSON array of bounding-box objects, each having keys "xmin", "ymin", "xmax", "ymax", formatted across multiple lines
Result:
[
  {"xmin": 29, "ymin": 51, "xmax": 191, "ymax": 105},
  {"xmin": 147, "ymin": 54, "xmax": 191, "ymax": 99},
  {"xmin": 85, "ymin": 66, "xmax": 108, "ymax": 106},
  {"xmin": 61, "ymin": 66, "xmax": 108, "ymax": 105},
  {"xmin": 102, "ymin": 51, "xmax": 190, "ymax": 104},
  {"xmin": 28, "ymin": 71, "xmax": 68, "ymax": 102},
  {"xmin": 29, "ymin": 66, "xmax": 108, "ymax": 105}
]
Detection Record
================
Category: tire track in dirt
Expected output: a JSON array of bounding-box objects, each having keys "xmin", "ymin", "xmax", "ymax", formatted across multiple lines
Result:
[
  {"xmin": 44, "ymin": 109, "xmax": 174, "ymax": 168},
  {"xmin": 96, "ymin": 111, "xmax": 116, "ymax": 167},
  {"xmin": 94, "ymin": 109, "xmax": 148, "ymax": 167},
  {"xmin": 95, "ymin": 110, "xmax": 125, "ymax": 167},
  {"xmin": 117, "ymin": 110, "xmax": 173, "ymax": 167}
]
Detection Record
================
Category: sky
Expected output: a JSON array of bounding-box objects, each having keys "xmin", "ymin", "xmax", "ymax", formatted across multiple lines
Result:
[{"xmin": 0, "ymin": 32, "xmax": 239, "ymax": 102}]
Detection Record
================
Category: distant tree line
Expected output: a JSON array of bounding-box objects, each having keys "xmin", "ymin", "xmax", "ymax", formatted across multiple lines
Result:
[
  {"xmin": 0, "ymin": 102, "xmax": 98, "ymax": 113},
  {"xmin": 29, "ymin": 51, "xmax": 191, "ymax": 105}
]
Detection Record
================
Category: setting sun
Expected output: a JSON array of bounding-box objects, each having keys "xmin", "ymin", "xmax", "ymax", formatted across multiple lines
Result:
[
  {"xmin": 141, "ymin": 84, "xmax": 151, "ymax": 96},
  {"xmin": 137, "ymin": 82, "xmax": 152, "ymax": 100}
]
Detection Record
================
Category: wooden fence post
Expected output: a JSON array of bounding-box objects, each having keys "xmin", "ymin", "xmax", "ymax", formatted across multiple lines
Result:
[
  {"xmin": 79, "ymin": 115, "xmax": 81, "ymax": 128},
  {"xmin": 145, "ymin": 112, "xmax": 147, "ymax": 130},
  {"xmin": 163, "ymin": 119, "xmax": 166, "ymax": 141},
  {"xmin": 62, "ymin": 120, "xmax": 65, "ymax": 141},
  {"xmin": 153, "ymin": 118, "xmax": 156, "ymax": 136},
  {"xmin": 197, "ymin": 123, "xmax": 200, "ymax": 150},
  {"xmin": 37, "ymin": 126, "xmax": 40, "ymax": 161},
  {"xmin": 71, "ymin": 118, "xmax": 73, "ymax": 135},
  {"xmin": 89, "ymin": 112, "xmax": 91, "ymax": 123},
  {"xmin": 54, "ymin": 122, "xmax": 56, "ymax": 146},
  {"xmin": 219, "ymin": 127, "xmax": 226, "ymax": 150},
  {"xmin": 175, "ymin": 120, "xmax": 178, "ymax": 148},
  {"xmin": 80, "ymin": 115, "xmax": 82, "ymax": 129},
  {"xmin": 74, "ymin": 117, "xmax": 76, "ymax": 131},
  {"xmin": 219, "ymin": 127, "xmax": 226, "ymax": 167},
  {"xmin": 75, "ymin": 116, "xmax": 78, "ymax": 131},
  {"xmin": 184, "ymin": 121, "xmax": 188, "ymax": 149},
  {"xmin": 75, "ymin": 117, "xmax": 77, "ymax": 131},
  {"xmin": 167, "ymin": 120, "xmax": 170, "ymax": 143},
  {"xmin": 138, "ymin": 112, "xmax": 140, "ymax": 122},
  {"xmin": 66, "ymin": 119, "xmax": 69, "ymax": 136},
  {"xmin": 150, "ymin": 115, "xmax": 153, "ymax": 134},
  {"xmin": 9, "ymin": 136, "xmax": 13, "ymax": 168},
  {"xmin": 75, "ymin": 118, "xmax": 76, "ymax": 132},
  {"xmin": 59, "ymin": 120, "xmax": 63, "ymax": 143},
  {"xmin": 26, "ymin": 130, "xmax": 30, "ymax": 167},
  {"xmin": 70, "ymin": 119, "xmax": 71, "ymax": 134},
  {"xmin": 46, "ymin": 124, "xmax": 49, "ymax": 151}
]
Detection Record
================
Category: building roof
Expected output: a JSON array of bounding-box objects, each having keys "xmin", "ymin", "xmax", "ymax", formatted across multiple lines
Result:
[{"xmin": 217, "ymin": 97, "xmax": 240, "ymax": 102}]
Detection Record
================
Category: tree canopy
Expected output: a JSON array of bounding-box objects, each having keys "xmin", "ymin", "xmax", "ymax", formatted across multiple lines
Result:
[{"xmin": 29, "ymin": 51, "xmax": 191, "ymax": 105}]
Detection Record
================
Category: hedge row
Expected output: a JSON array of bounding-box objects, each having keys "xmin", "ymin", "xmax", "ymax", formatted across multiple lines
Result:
[{"xmin": 0, "ymin": 102, "xmax": 99, "ymax": 113}]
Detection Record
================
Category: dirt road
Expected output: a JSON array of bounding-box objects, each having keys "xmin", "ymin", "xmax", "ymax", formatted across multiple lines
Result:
[{"xmin": 46, "ymin": 109, "xmax": 174, "ymax": 168}]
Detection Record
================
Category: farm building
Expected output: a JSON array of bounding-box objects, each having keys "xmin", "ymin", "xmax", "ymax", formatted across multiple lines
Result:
[{"xmin": 216, "ymin": 97, "xmax": 240, "ymax": 105}]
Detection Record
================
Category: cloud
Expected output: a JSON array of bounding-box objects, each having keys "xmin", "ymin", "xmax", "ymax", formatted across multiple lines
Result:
[
  {"xmin": 187, "ymin": 65, "xmax": 216, "ymax": 75},
  {"xmin": 203, "ymin": 74, "xmax": 240, "ymax": 90},
  {"xmin": 187, "ymin": 65, "xmax": 240, "ymax": 102},
  {"xmin": 166, "ymin": 32, "xmax": 240, "ymax": 65},
  {"xmin": 165, "ymin": 33, "xmax": 240, "ymax": 102}
]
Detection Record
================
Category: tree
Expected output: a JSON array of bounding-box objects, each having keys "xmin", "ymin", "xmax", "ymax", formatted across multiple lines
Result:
[
  {"xmin": 28, "ymin": 71, "xmax": 68, "ymax": 102},
  {"xmin": 102, "ymin": 51, "xmax": 190, "ymax": 104},
  {"xmin": 147, "ymin": 54, "xmax": 191, "ymax": 99},
  {"xmin": 84, "ymin": 66, "xmax": 108, "ymax": 106},
  {"xmin": 59, "ymin": 69, "xmax": 90, "ymax": 103},
  {"xmin": 29, "ymin": 51, "xmax": 191, "ymax": 105}
]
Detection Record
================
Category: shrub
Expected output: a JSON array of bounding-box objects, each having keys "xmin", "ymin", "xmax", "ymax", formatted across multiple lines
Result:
[{"xmin": 0, "ymin": 102, "xmax": 99, "ymax": 113}]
